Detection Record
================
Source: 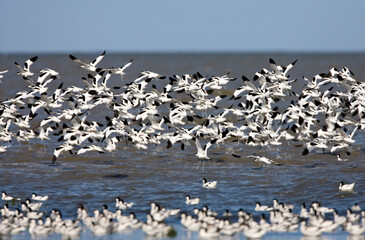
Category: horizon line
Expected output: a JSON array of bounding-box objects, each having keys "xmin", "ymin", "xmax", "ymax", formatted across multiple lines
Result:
[{"xmin": 1, "ymin": 50, "xmax": 365, "ymax": 55}]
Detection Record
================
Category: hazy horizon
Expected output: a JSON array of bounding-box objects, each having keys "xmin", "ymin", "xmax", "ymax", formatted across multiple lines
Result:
[{"xmin": 1, "ymin": 0, "xmax": 364, "ymax": 53}]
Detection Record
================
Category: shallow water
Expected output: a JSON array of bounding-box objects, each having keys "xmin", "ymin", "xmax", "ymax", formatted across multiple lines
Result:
[{"xmin": 0, "ymin": 53, "xmax": 365, "ymax": 239}]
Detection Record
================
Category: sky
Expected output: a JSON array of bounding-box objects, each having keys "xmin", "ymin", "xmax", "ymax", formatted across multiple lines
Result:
[{"xmin": 1, "ymin": 0, "xmax": 365, "ymax": 53}]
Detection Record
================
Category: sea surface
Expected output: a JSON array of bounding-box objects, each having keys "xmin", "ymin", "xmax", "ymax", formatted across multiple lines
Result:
[{"xmin": 0, "ymin": 53, "xmax": 365, "ymax": 239}]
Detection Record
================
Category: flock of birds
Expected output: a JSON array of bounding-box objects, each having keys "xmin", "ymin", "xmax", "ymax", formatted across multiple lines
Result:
[
  {"xmin": 0, "ymin": 51, "xmax": 364, "ymax": 164},
  {"xmin": 1, "ymin": 186, "xmax": 364, "ymax": 238},
  {"xmin": 0, "ymin": 53, "xmax": 363, "ymax": 238}
]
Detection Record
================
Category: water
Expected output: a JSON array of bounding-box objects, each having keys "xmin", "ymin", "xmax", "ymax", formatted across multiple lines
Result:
[{"xmin": 0, "ymin": 53, "xmax": 365, "ymax": 239}]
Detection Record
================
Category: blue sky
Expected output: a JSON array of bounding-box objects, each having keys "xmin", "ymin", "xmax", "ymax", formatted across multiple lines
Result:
[{"xmin": 1, "ymin": 0, "xmax": 365, "ymax": 53}]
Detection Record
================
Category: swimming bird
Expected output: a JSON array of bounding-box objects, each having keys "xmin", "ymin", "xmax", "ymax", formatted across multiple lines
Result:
[
  {"xmin": 300, "ymin": 203, "xmax": 310, "ymax": 218},
  {"xmin": 243, "ymin": 226, "xmax": 267, "ymax": 239},
  {"xmin": 25, "ymin": 199, "xmax": 43, "ymax": 211},
  {"xmin": 115, "ymin": 197, "xmax": 134, "ymax": 209},
  {"xmin": 202, "ymin": 178, "xmax": 217, "ymax": 189},
  {"xmin": 185, "ymin": 195, "xmax": 200, "ymax": 205},
  {"xmin": 300, "ymin": 221, "xmax": 323, "ymax": 236},
  {"xmin": 28, "ymin": 219, "xmax": 52, "ymax": 236},
  {"xmin": 351, "ymin": 203, "xmax": 361, "ymax": 212},
  {"xmin": 198, "ymin": 226, "xmax": 220, "ymax": 238},
  {"xmin": 142, "ymin": 214, "xmax": 172, "ymax": 237},
  {"xmin": 255, "ymin": 202, "xmax": 273, "ymax": 211},
  {"xmin": 180, "ymin": 212, "xmax": 201, "ymax": 231},
  {"xmin": 31, "ymin": 193, "xmax": 49, "ymax": 201},
  {"xmin": 339, "ymin": 182, "xmax": 355, "ymax": 192},
  {"xmin": 1, "ymin": 191, "xmax": 21, "ymax": 201},
  {"xmin": 222, "ymin": 209, "xmax": 232, "ymax": 217},
  {"xmin": 27, "ymin": 208, "xmax": 44, "ymax": 219},
  {"xmin": 345, "ymin": 221, "xmax": 365, "ymax": 235},
  {"xmin": 69, "ymin": 50, "xmax": 106, "ymax": 72},
  {"xmin": 333, "ymin": 209, "xmax": 347, "ymax": 225}
]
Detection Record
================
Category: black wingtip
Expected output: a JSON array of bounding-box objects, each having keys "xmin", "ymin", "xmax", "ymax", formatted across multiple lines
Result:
[
  {"xmin": 30, "ymin": 56, "xmax": 38, "ymax": 62},
  {"xmin": 232, "ymin": 153, "xmax": 241, "ymax": 158},
  {"xmin": 302, "ymin": 148, "xmax": 309, "ymax": 156},
  {"xmin": 210, "ymin": 139, "xmax": 218, "ymax": 144},
  {"xmin": 269, "ymin": 58, "xmax": 275, "ymax": 64},
  {"xmin": 241, "ymin": 75, "xmax": 250, "ymax": 81},
  {"xmin": 292, "ymin": 59, "xmax": 298, "ymax": 65},
  {"xmin": 69, "ymin": 55, "xmax": 76, "ymax": 60},
  {"xmin": 52, "ymin": 155, "xmax": 57, "ymax": 164},
  {"xmin": 166, "ymin": 140, "xmax": 172, "ymax": 149}
]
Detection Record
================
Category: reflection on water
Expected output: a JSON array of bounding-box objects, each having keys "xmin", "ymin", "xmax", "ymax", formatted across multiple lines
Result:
[{"xmin": 0, "ymin": 53, "xmax": 365, "ymax": 239}]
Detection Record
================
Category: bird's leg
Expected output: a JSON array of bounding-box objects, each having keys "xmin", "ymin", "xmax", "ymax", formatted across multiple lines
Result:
[{"xmin": 196, "ymin": 160, "xmax": 201, "ymax": 171}]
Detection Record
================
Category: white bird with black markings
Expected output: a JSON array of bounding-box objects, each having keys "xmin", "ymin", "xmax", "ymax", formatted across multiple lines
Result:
[
  {"xmin": 31, "ymin": 193, "xmax": 49, "ymax": 201},
  {"xmin": 339, "ymin": 181, "xmax": 355, "ymax": 192},
  {"xmin": 248, "ymin": 155, "xmax": 284, "ymax": 166},
  {"xmin": 185, "ymin": 195, "xmax": 200, "ymax": 205},
  {"xmin": 2, "ymin": 191, "xmax": 21, "ymax": 201},
  {"xmin": 101, "ymin": 58, "xmax": 133, "ymax": 79},
  {"xmin": 194, "ymin": 137, "xmax": 216, "ymax": 160},
  {"xmin": 69, "ymin": 50, "xmax": 106, "ymax": 72},
  {"xmin": 269, "ymin": 58, "xmax": 297, "ymax": 80},
  {"xmin": 202, "ymin": 178, "xmax": 217, "ymax": 189},
  {"xmin": 14, "ymin": 56, "xmax": 38, "ymax": 77},
  {"xmin": 52, "ymin": 143, "xmax": 74, "ymax": 163},
  {"xmin": 76, "ymin": 145, "xmax": 104, "ymax": 155},
  {"xmin": 115, "ymin": 197, "xmax": 134, "ymax": 209}
]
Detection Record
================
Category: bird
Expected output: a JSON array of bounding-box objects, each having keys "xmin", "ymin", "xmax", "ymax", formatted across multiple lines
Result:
[
  {"xmin": 185, "ymin": 195, "xmax": 200, "ymax": 205},
  {"xmin": 269, "ymin": 58, "xmax": 298, "ymax": 80},
  {"xmin": 243, "ymin": 226, "xmax": 267, "ymax": 239},
  {"xmin": 255, "ymin": 202, "xmax": 273, "ymax": 211},
  {"xmin": 351, "ymin": 203, "xmax": 361, "ymax": 212},
  {"xmin": 345, "ymin": 221, "xmax": 365, "ymax": 235},
  {"xmin": 115, "ymin": 197, "xmax": 134, "ymax": 209},
  {"xmin": 198, "ymin": 226, "xmax": 220, "ymax": 238},
  {"xmin": 0, "ymin": 69, "xmax": 9, "ymax": 82},
  {"xmin": 222, "ymin": 210, "xmax": 232, "ymax": 217},
  {"xmin": 194, "ymin": 138, "xmax": 217, "ymax": 171},
  {"xmin": 100, "ymin": 58, "xmax": 133, "ymax": 79},
  {"xmin": 14, "ymin": 56, "xmax": 38, "ymax": 77},
  {"xmin": 76, "ymin": 145, "xmax": 104, "ymax": 155},
  {"xmin": 248, "ymin": 155, "xmax": 284, "ymax": 166},
  {"xmin": 202, "ymin": 178, "xmax": 217, "ymax": 189},
  {"xmin": 52, "ymin": 143, "xmax": 74, "ymax": 163},
  {"xmin": 27, "ymin": 208, "xmax": 44, "ymax": 219},
  {"xmin": 339, "ymin": 182, "xmax": 355, "ymax": 192},
  {"xmin": 31, "ymin": 193, "xmax": 49, "ymax": 201},
  {"xmin": 194, "ymin": 137, "xmax": 216, "ymax": 160},
  {"xmin": 69, "ymin": 50, "xmax": 106, "ymax": 72},
  {"xmin": 300, "ymin": 221, "xmax": 323, "ymax": 236},
  {"xmin": 336, "ymin": 154, "xmax": 348, "ymax": 161},
  {"xmin": 1, "ymin": 191, "xmax": 21, "ymax": 201},
  {"xmin": 25, "ymin": 199, "xmax": 43, "ymax": 211}
]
